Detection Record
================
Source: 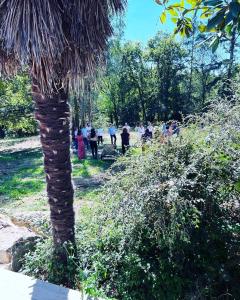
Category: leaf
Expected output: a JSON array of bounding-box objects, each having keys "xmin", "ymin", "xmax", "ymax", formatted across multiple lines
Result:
[
  {"xmin": 207, "ymin": 9, "xmax": 226, "ymax": 30},
  {"xmin": 171, "ymin": 17, "xmax": 178, "ymax": 24},
  {"xmin": 186, "ymin": 0, "xmax": 201, "ymax": 7},
  {"xmin": 198, "ymin": 24, "xmax": 207, "ymax": 32},
  {"xmin": 160, "ymin": 11, "xmax": 167, "ymax": 23},
  {"xmin": 229, "ymin": 2, "xmax": 240, "ymax": 18},
  {"xmin": 203, "ymin": 0, "xmax": 223, "ymax": 6},
  {"xmin": 225, "ymin": 23, "xmax": 233, "ymax": 36},
  {"xmin": 168, "ymin": 7, "xmax": 178, "ymax": 16},
  {"xmin": 210, "ymin": 36, "xmax": 220, "ymax": 52},
  {"xmin": 225, "ymin": 12, "xmax": 234, "ymax": 26},
  {"xmin": 235, "ymin": 180, "xmax": 240, "ymax": 192}
]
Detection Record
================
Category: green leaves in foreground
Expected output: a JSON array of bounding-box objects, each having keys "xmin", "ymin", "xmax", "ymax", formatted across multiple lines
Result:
[{"xmin": 156, "ymin": 0, "xmax": 240, "ymax": 51}]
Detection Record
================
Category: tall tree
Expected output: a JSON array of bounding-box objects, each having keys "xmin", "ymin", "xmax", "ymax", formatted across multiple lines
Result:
[
  {"xmin": 121, "ymin": 42, "xmax": 148, "ymax": 122},
  {"xmin": 148, "ymin": 33, "xmax": 186, "ymax": 120},
  {"xmin": 0, "ymin": 0, "xmax": 125, "ymax": 274},
  {"xmin": 0, "ymin": 74, "xmax": 37, "ymax": 137}
]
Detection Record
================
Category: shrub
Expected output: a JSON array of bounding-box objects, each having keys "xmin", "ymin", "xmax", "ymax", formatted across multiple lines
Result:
[
  {"xmin": 23, "ymin": 239, "xmax": 77, "ymax": 288},
  {"xmin": 23, "ymin": 99, "xmax": 240, "ymax": 299},
  {"xmin": 76, "ymin": 99, "xmax": 240, "ymax": 299}
]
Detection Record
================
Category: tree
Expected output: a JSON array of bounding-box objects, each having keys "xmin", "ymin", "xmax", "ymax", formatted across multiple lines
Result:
[
  {"xmin": 0, "ymin": 0, "xmax": 125, "ymax": 279},
  {"xmin": 0, "ymin": 74, "xmax": 37, "ymax": 137},
  {"xmin": 148, "ymin": 33, "xmax": 187, "ymax": 120},
  {"xmin": 156, "ymin": 0, "xmax": 240, "ymax": 52},
  {"xmin": 183, "ymin": 36, "xmax": 224, "ymax": 108},
  {"xmin": 121, "ymin": 42, "xmax": 149, "ymax": 122},
  {"xmin": 157, "ymin": 0, "xmax": 240, "ymax": 99},
  {"xmin": 71, "ymin": 77, "xmax": 98, "ymax": 131}
]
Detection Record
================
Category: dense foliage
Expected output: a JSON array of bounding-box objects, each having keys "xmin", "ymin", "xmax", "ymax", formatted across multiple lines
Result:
[
  {"xmin": 0, "ymin": 74, "xmax": 37, "ymax": 137},
  {"xmin": 97, "ymin": 30, "xmax": 237, "ymax": 126},
  {"xmin": 23, "ymin": 98, "xmax": 240, "ymax": 299},
  {"xmin": 158, "ymin": 0, "xmax": 240, "ymax": 42}
]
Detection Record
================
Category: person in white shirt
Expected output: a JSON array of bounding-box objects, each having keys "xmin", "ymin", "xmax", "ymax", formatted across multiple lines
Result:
[
  {"xmin": 73, "ymin": 127, "xmax": 78, "ymax": 149},
  {"xmin": 81, "ymin": 125, "xmax": 89, "ymax": 149},
  {"xmin": 86, "ymin": 123, "xmax": 92, "ymax": 137},
  {"xmin": 147, "ymin": 121, "xmax": 154, "ymax": 138},
  {"xmin": 123, "ymin": 122, "xmax": 130, "ymax": 133},
  {"xmin": 74, "ymin": 128, "xmax": 78, "ymax": 138},
  {"xmin": 97, "ymin": 128, "xmax": 104, "ymax": 145},
  {"xmin": 137, "ymin": 123, "xmax": 145, "ymax": 140}
]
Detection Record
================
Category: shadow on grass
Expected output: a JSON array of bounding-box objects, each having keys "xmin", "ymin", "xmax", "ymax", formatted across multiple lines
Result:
[
  {"xmin": 72, "ymin": 156, "xmax": 113, "ymax": 178},
  {"xmin": 0, "ymin": 148, "xmax": 45, "ymax": 206},
  {"xmin": 0, "ymin": 148, "xmax": 112, "ymax": 207},
  {"xmin": 0, "ymin": 148, "xmax": 43, "ymax": 162}
]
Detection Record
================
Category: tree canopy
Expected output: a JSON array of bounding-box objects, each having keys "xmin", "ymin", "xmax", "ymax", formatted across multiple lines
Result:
[
  {"xmin": 0, "ymin": 74, "xmax": 36, "ymax": 137},
  {"xmin": 157, "ymin": 0, "xmax": 240, "ymax": 52}
]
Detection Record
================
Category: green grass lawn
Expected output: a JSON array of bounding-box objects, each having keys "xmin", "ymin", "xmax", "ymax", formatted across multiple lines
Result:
[
  {"xmin": 0, "ymin": 149, "xmax": 44, "ymax": 201},
  {"xmin": 72, "ymin": 156, "xmax": 112, "ymax": 177},
  {"xmin": 0, "ymin": 136, "xmax": 113, "ymax": 216}
]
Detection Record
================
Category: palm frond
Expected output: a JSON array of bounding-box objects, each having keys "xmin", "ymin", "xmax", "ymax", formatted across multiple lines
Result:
[{"xmin": 0, "ymin": 0, "xmax": 126, "ymax": 92}]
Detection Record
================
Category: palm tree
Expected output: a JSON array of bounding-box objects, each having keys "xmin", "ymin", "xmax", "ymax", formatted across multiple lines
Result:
[{"xmin": 0, "ymin": 0, "xmax": 125, "ymax": 253}]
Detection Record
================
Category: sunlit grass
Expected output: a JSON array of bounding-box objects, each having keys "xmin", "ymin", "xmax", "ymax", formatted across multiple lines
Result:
[
  {"xmin": 0, "ymin": 165, "xmax": 45, "ymax": 201},
  {"xmin": 72, "ymin": 157, "xmax": 112, "ymax": 178}
]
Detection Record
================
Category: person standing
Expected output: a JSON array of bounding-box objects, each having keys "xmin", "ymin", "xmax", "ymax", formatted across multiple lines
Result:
[
  {"xmin": 81, "ymin": 125, "xmax": 89, "ymax": 149},
  {"xmin": 97, "ymin": 127, "xmax": 104, "ymax": 145},
  {"xmin": 123, "ymin": 122, "xmax": 130, "ymax": 133},
  {"xmin": 73, "ymin": 127, "xmax": 78, "ymax": 150},
  {"xmin": 147, "ymin": 121, "xmax": 154, "ymax": 138},
  {"xmin": 162, "ymin": 122, "xmax": 168, "ymax": 137},
  {"xmin": 86, "ymin": 122, "xmax": 92, "ymax": 137},
  {"xmin": 109, "ymin": 124, "xmax": 117, "ymax": 145},
  {"xmin": 90, "ymin": 128, "xmax": 98, "ymax": 159},
  {"xmin": 168, "ymin": 122, "xmax": 173, "ymax": 137},
  {"xmin": 172, "ymin": 121, "xmax": 180, "ymax": 136},
  {"xmin": 121, "ymin": 127, "xmax": 130, "ymax": 155},
  {"xmin": 77, "ymin": 130, "xmax": 85, "ymax": 160},
  {"xmin": 142, "ymin": 128, "xmax": 152, "ymax": 152},
  {"xmin": 137, "ymin": 123, "xmax": 145, "ymax": 140},
  {"xmin": 143, "ymin": 128, "xmax": 152, "ymax": 141}
]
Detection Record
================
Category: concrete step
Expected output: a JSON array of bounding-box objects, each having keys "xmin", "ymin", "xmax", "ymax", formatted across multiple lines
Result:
[
  {"xmin": 0, "ymin": 269, "xmax": 102, "ymax": 300},
  {"xmin": 0, "ymin": 263, "xmax": 11, "ymax": 270}
]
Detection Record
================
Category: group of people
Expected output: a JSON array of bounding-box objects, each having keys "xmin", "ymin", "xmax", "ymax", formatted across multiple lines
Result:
[
  {"xmin": 162, "ymin": 121, "xmax": 180, "ymax": 137},
  {"xmin": 109, "ymin": 122, "xmax": 155, "ymax": 154},
  {"xmin": 73, "ymin": 120, "xmax": 180, "ymax": 160},
  {"xmin": 74, "ymin": 123, "xmax": 100, "ymax": 160}
]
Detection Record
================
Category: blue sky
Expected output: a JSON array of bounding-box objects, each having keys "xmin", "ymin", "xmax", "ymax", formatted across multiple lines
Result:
[{"xmin": 124, "ymin": 0, "xmax": 173, "ymax": 44}]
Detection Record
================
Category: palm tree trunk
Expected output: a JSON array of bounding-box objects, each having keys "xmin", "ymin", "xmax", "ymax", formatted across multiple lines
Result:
[{"xmin": 32, "ymin": 79, "xmax": 75, "ymax": 248}]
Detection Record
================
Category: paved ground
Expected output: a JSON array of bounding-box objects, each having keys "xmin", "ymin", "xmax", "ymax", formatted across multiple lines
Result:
[{"xmin": 0, "ymin": 269, "xmax": 101, "ymax": 300}]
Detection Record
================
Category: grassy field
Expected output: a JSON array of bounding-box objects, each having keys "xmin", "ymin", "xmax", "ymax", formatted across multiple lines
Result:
[{"xmin": 0, "ymin": 135, "xmax": 118, "ymax": 219}]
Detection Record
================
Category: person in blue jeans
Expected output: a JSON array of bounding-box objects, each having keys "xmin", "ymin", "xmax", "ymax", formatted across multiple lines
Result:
[{"xmin": 108, "ymin": 124, "xmax": 117, "ymax": 145}]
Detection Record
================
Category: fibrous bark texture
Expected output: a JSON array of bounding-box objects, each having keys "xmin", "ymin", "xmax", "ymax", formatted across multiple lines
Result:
[{"xmin": 33, "ymin": 80, "xmax": 75, "ymax": 246}]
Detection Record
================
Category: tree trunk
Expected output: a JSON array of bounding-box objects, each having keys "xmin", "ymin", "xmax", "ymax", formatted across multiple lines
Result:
[
  {"xmin": 187, "ymin": 10, "xmax": 197, "ymax": 104},
  {"xmin": 227, "ymin": 26, "xmax": 237, "ymax": 80},
  {"xmin": 32, "ymin": 80, "xmax": 75, "ymax": 248}
]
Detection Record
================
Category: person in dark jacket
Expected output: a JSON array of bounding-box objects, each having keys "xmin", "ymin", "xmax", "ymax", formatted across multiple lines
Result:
[
  {"xmin": 121, "ymin": 127, "xmax": 130, "ymax": 155},
  {"xmin": 90, "ymin": 128, "xmax": 98, "ymax": 159}
]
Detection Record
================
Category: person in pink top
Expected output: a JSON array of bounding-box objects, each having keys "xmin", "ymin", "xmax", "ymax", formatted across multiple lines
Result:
[{"xmin": 77, "ymin": 130, "xmax": 86, "ymax": 160}]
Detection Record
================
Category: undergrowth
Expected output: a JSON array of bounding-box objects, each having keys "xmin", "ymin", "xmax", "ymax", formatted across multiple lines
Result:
[{"xmin": 22, "ymin": 99, "xmax": 240, "ymax": 300}]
